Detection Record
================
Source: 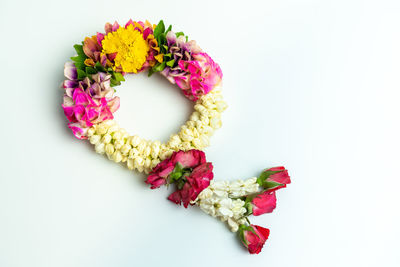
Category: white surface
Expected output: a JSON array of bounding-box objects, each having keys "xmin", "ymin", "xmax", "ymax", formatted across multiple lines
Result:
[{"xmin": 1, "ymin": 0, "xmax": 399, "ymax": 266}]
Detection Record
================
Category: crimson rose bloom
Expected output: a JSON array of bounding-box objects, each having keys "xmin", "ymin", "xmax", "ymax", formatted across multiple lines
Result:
[
  {"xmin": 145, "ymin": 150, "xmax": 206, "ymax": 189},
  {"xmin": 239, "ymin": 224, "xmax": 270, "ymax": 254},
  {"xmin": 257, "ymin": 166, "xmax": 291, "ymax": 191},
  {"xmin": 146, "ymin": 149, "xmax": 213, "ymax": 208},
  {"xmin": 251, "ymin": 191, "xmax": 277, "ymax": 216},
  {"xmin": 168, "ymin": 162, "xmax": 213, "ymax": 208}
]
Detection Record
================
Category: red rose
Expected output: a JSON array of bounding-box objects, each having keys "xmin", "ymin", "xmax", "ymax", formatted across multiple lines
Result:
[
  {"xmin": 145, "ymin": 159, "xmax": 175, "ymax": 189},
  {"xmin": 251, "ymin": 191, "xmax": 277, "ymax": 216},
  {"xmin": 145, "ymin": 150, "xmax": 206, "ymax": 189},
  {"xmin": 257, "ymin": 166, "xmax": 291, "ymax": 191},
  {"xmin": 146, "ymin": 150, "xmax": 213, "ymax": 207},
  {"xmin": 168, "ymin": 162, "xmax": 213, "ymax": 208},
  {"xmin": 239, "ymin": 224, "xmax": 270, "ymax": 254}
]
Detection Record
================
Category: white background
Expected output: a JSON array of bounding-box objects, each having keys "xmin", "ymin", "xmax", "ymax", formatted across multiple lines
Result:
[{"xmin": 1, "ymin": 0, "xmax": 399, "ymax": 266}]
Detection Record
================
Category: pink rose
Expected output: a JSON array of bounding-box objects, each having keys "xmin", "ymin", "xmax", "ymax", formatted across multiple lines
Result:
[
  {"xmin": 251, "ymin": 191, "xmax": 277, "ymax": 216},
  {"xmin": 239, "ymin": 224, "xmax": 270, "ymax": 254},
  {"xmin": 167, "ymin": 162, "xmax": 213, "ymax": 208},
  {"xmin": 146, "ymin": 150, "xmax": 213, "ymax": 208},
  {"xmin": 257, "ymin": 166, "xmax": 291, "ymax": 192},
  {"xmin": 146, "ymin": 150, "xmax": 206, "ymax": 189},
  {"xmin": 146, "ymin": 160, "xmax": 175, "ymax": 189},
  {"xmin": 174, "ymin": 52, "xmax": 223, "ymax": 101}
]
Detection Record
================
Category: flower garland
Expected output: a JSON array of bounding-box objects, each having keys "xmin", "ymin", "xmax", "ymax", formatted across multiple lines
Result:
[{"xmin": 62, "ymin": 19, "xmax": 291, "ymax": 254}]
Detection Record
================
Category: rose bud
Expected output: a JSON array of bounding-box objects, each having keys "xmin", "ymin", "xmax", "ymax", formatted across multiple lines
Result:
[
  {"xmin": 248, "ymin": 191, "xmax": 277, "ymax": 216},
  {"xmin": 239, "ymin": 224, "xmax": 270, "ymax": 254},
  {"xmin": 257, "ymin": 166, "xmax": 291, "ymax": 191}
]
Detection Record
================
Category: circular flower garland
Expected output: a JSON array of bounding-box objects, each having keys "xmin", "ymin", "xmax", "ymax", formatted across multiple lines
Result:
[{"xmin": 62, "ymin": 19, "xmax": 291, "ymax": 254}]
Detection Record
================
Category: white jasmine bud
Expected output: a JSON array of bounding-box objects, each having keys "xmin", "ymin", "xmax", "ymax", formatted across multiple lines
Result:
[
  {"xmin": 107, "ymin": 124, "xmax": 119, "ymax": 134},
  {"xmin": 192, "ymin": 138, "xmax": 202, "ymax": 148},
  {"xmin": 89, "ymin": 135, "xmax": 101, "ymax": 145},
  {"xmin": 112, "ymin": 151, "xmax": 123, "ymax": 163},
  {"xmin": 114, "ymin": 140, "xmax": 124, "ymax": 150},
  {"xmin": 130, "ymin": 135, "xmax": 141, "ymax": 147},
  {"xmin": 101, "ymin": 134, "xmax": 112, "ymax": 144},
  {"xmin": 143, "ymin": 146, "xmax": 151, "ymax": 157},
  {"xmin": 134, "ymin": 157, "xmax": 144, "ymax": 167},
  {"xmin": 127, "ymin": 159, "xmax": 134, "ymax": 170},
  {"xmin": 151, "ymin": 142, "xmax": 160, "ymax": 158},
  {"xmin": 190, "ymin": 111, "xmax": 200, "ymax": 121},
  {"xmin": 121, "ymin": 144, "xmax": 131, "ymax": 155},
  {"xmin": 128, "ymin": 148, "xmax": 139, "ymax": 159},
  {"xmin": 113, "ymin": 131, "xmax": 122, "ymax": 140},
  {"xmin": 168, "ymin": 134, "xmax": 181, "ymax": 148},
  {"xmin": 144, "ymin": 158, "xmax": 152, "ymax": 169},
  {"xmin": 137, "ymin": 141, "xmax": 146, "ymax": 154},
  {"xmin": 96, "ymin": 124, "xmax": 108, "ymax": 135},
  {"xmin": 87, "ymin": 128, "xmax": 95, "ymax": 137},
  {"xmin": 200, "ymin": 115, "xmax": 209, "ymax": 125},
  {"xmin": 95, "ymin": 143, "xmax": 105, "ymax": 154},
  {"xmin": 105, "ymin": 143, "xmax": 114, "ymax": 155}
]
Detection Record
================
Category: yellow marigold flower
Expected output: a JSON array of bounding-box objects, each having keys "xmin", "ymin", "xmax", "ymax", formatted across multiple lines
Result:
[{"xmin": 101, "ymin": 24, "xmax": 149, "ymax": 73}]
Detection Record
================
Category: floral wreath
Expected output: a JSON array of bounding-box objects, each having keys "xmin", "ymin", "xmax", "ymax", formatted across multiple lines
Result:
[{"xmin": 62, "ymin": 19, "xmax": 291, "ymax": 254}]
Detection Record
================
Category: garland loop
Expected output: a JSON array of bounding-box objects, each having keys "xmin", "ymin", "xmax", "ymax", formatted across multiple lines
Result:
[{"xmin": 62, "ymin": 19, "xmax": 291, "ymax": 254}]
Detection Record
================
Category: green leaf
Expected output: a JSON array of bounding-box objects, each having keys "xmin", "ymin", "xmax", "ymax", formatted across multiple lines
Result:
[
  {"xmin": 94, "ymin": 61, "xmax": 106, "ymax": 72},
  {"xmin": 185, "ymin": 36, "xmax": 188, "ymax": 42},
  {"xmin": 77, "ymin": 69, "xmax": 87, "ymax": 80},
  {"xmin": 113, "ymin": 72, "xmax": 125, "ymax": 82},
  {"xmin": 110, "ymin": 78, "xmax": 121, "ymax": 87},
  {"xmin": 166, "ymin": 24, "xmax": 172, "ymax": 33},
  {"xmin": 73, "ymin": 61, "xmax": 86, "ymax": 70},
  {"xmin": 153, "ymin": 20, "xmax": 165, "ymax": 39},
  {"xmin": 151, "ymin": 61, "xmax": 166, "ymax": 73},
  {"xmin": 157, "ymin": 33, "xmax": 167, "ymax": 53},
  {"xmin": 73, "ymin": 44, "xmax": 86, "ymax": 58},
  {"xmin": 175, "ymin": 31, "xmax": 184, "ymax": 37},
  {"xmin": 85, "ymin": 66, "xmax": 97, "ymax": 75},
  {"xmin": 148, "ymin": 68, "xmax": 155, "ymax": 77},
  {"xmin": 262, "ymin": 180, "xmax": 284, "ymax": 189},
  {"xmin": 166, "ymin": 59, "xmax": 175, "ymax": 67},
  {"xmin": 70, "ymin": 55, "xmax": 84, "ymax": 63},
  {"xmin": 169, "ymin": 171, "xmax": 182, "ymax": 182},
  {"xmin": 244, "ymin": 202, "xmax": 253, "ymax": 216}
]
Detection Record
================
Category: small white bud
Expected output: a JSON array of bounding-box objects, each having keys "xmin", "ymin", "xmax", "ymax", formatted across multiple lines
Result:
[
  {"xmin": 95, "ymin": 143, "xmax": 105, "ymax": 154},
  {"xmin": 112, "ymin": 151, "xmax": 122, "ymax": 163},
  {"xmin": 105, "ymin": 143, "xmax": 115, "ymax": 155},
  {"xmin": 89, "ymin": 135, "xmax": 101, "ymax": 145},
  {"xmin": 101, "ymin": 134, "xmax": 112, "ymax": 144}
]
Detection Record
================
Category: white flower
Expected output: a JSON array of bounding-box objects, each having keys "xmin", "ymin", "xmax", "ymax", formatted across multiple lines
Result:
[
  {"xmin": 101, "ymin": 134, "xmax": 112, "ymax": 144},
  {"xmin": 130, "ymin": 135, "xmax": 141, "ymax": 147},
  {"xmin": 89, "ymin": 134, "xmax": 101, "ymax": 145},
  {"xmin": 217, "ymin": 198, "xmax": 234, "ymax": 220},
  {"xmin": 229, "ymin": 177, "xmax": 260, "ymax": 197},
  {"xmin": 227, "ymin": 218, "xmax": 239, "ymax": 232},
  {"xmin": 105, "ymin": 143, "xmax": 115, "ymax": 155},
  {"xmin": 95, "ymin": 143, "xmax": 105, "ymax": 154}
]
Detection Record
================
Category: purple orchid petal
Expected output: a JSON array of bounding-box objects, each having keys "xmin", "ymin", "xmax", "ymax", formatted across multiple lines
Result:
[{"xmin": 64, "ymin": 62, "xmax": 77, "ymax": 80}]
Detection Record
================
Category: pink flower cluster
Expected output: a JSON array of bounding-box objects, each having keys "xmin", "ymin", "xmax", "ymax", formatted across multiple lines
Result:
[
  {"xmin": 146, "ymin": 149, "xmax": 213, "ymax": 208},
  {"xmin": 175, "ymin": 52, "xmax": 223, "ymax": 101},
  {"xmin": 62, "ymin": 62, "xmax": 120, "ymax": 139}
]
